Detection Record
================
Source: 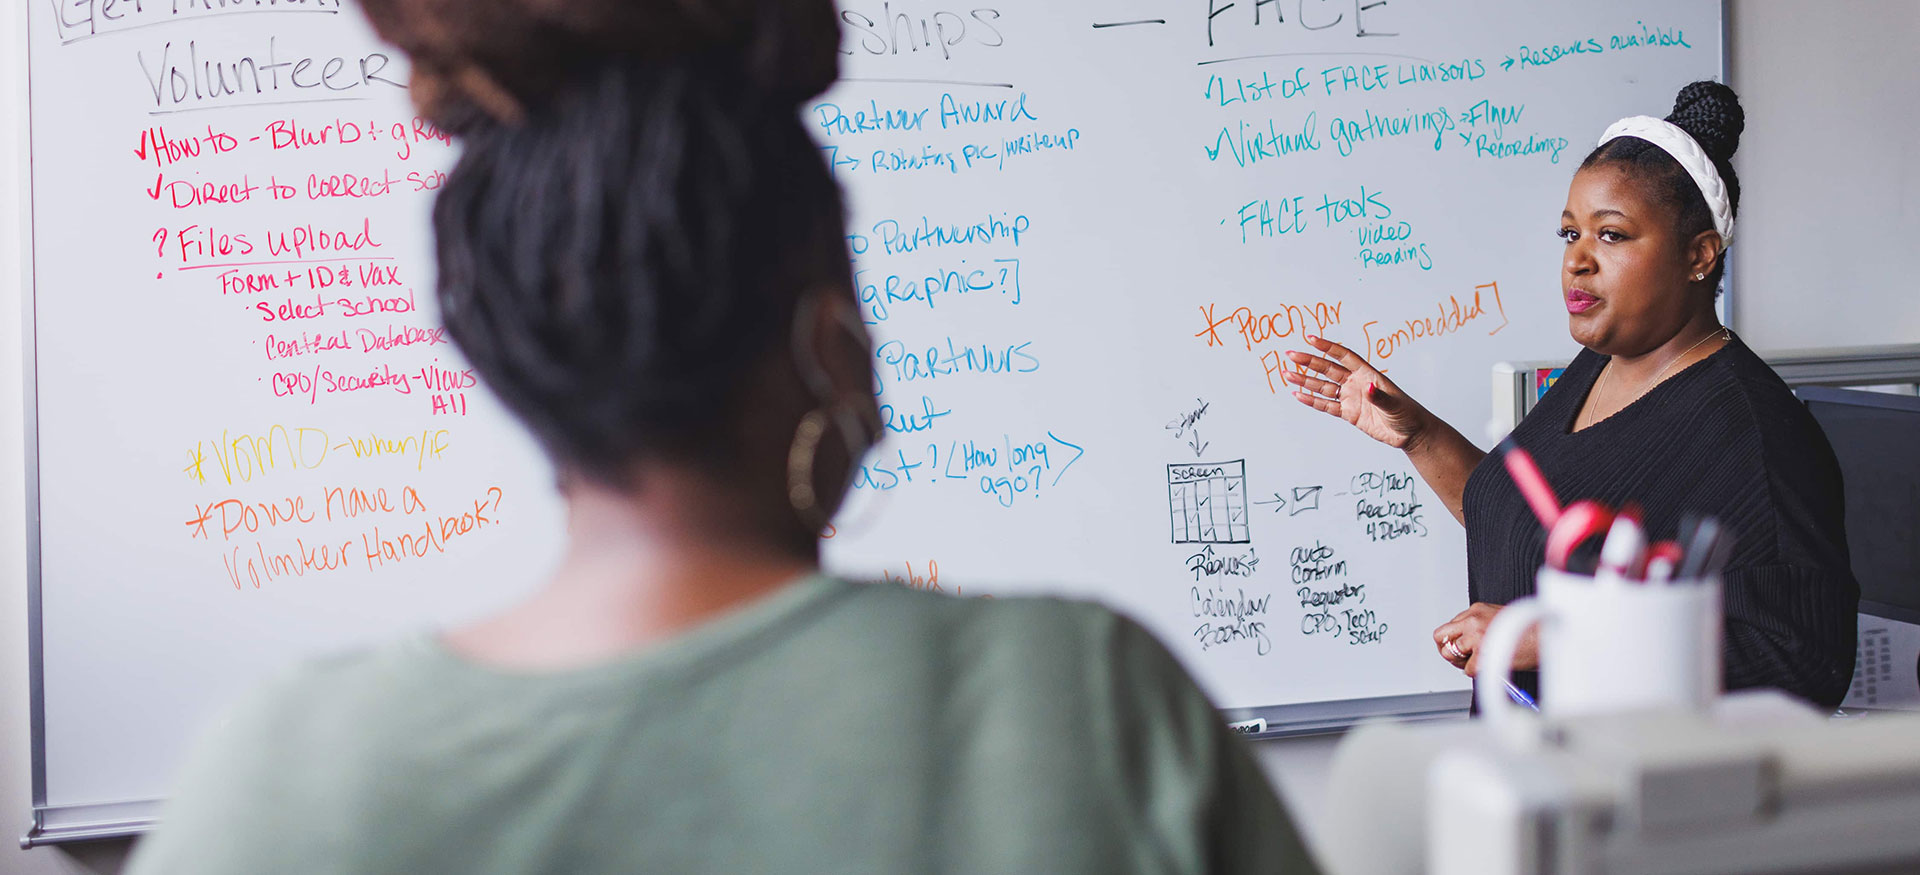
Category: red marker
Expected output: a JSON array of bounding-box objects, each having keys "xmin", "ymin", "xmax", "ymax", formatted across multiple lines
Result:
[
  {"xmin": 1498, "ymin": 437, "xmax": 1561, "ymax": 528},
  {"xmin": 1544, "ymin": 500, "xmax": 1614, "ymax": 572}
]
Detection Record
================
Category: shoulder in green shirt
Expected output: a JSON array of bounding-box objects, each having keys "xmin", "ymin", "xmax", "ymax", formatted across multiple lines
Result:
[{"xmin": 128, "ymin": 577, "xmax": 1317, "ymax": 874}]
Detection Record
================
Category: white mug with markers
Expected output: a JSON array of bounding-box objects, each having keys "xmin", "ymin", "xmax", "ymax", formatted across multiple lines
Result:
[{"xmin": 1474, "ymin": 441, "xmax": 1733, "ymax": 736}]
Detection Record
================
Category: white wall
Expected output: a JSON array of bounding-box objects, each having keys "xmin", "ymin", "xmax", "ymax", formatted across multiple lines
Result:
[
  {"xmin": 1, "ymin": 3, "xmax": 1914, "ymax": 872},
  {"xmin": 1727, "ymin": 0, "xmax": 1920, "ymax": 351}
]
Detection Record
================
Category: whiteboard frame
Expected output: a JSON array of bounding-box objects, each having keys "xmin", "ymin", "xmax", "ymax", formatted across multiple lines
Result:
[
  {"xmin": 1225, "ymin": 691, "xmax": 1472, "ymax": 739},
  {"xmin": 22, "ymin": 802, "xmax": 156, "ymax": 850},
  {"xmin": 7, "ymin": 0, "xmax": 61, "ymax": 848},
  {"xmin": 14, "ymin": 0, "xmax": 54, "ymax": 849},
  {"xmin": 13, "ymin": 4, "xmax": 1730, "ymax": 847}
]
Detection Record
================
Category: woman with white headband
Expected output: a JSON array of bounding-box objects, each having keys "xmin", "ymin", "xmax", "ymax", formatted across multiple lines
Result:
[{"xmin": 1284, "ymin": 82, "xmax": 1857, "ymax": 709}]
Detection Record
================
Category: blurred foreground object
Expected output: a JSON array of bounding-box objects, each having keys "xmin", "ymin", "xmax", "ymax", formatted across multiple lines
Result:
[{"xmin": 1326, "ymin": 692, "xmax": 1920, "ymax": 874}]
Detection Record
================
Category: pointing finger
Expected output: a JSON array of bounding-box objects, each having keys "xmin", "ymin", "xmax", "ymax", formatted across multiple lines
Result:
[
  {"xmin": 1307, "ymin": 335, "xmax": 1368, "ymax": 371},
  {"xmin": 1284, "ymin": 349, "xmax": 1353, "ymax": 382},
  {"xmin": 1291, "ymin": 391, "xmax": 1342, "ymax": 419},
  {"xmin": 1282, "ymin": 371, "xmax": 1343, "ymax": 398}
]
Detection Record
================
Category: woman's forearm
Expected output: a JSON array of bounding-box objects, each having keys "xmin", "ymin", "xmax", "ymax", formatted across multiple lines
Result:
[{"xmin": 1403, "ymin": 413, "xmax": 1486, "ymax": 525}]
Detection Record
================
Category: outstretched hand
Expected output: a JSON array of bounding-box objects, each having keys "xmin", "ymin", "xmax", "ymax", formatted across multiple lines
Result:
[{"xmin": 1282, "ymin": 336, "xmax": 1431, "ymax": 450}]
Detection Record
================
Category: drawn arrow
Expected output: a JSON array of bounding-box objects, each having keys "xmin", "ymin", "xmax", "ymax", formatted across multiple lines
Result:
[
  {"xmin": 1046, "ymin": 431, "xmax": 1085, "ymax": 487},
  {"xmin": 1252, "ymin": 493, "xmax": 1288, "ymax": 513},
  {"xmin": 1500, "ymin": 55, "xmax": 1516, "ymax": 72}
]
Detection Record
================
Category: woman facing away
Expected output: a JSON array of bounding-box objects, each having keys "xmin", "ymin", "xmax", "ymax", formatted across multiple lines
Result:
[{"xmin": 127, "ymin": 1, "xmax": 1317, "ymax": 872}]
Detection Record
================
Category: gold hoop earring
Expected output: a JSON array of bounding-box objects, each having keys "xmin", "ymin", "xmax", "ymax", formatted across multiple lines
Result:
[
  {"xmin": 787, "ymin": 409, "xmax": 833, "ymax": 531},
  {"xmin": 788, "ymin": 402, "xmax": 877, "ymax": 533}
]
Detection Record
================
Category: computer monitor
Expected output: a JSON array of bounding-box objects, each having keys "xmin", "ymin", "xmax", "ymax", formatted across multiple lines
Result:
[{"xmin": 1798, "ymin": 386, "xmax": 1920, "ymax": 625}]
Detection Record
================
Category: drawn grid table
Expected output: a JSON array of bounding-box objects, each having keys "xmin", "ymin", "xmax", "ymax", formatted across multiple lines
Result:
[{"xmin": 1167, "ymin": 461, "xmax": 1251, "ymax": 545}]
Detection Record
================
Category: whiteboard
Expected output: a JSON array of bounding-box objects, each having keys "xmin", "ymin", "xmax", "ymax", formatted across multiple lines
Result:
[
  {"xmin": 817, "ymin": 0, "xmax": 1722, "ymax": 713},
  {"xmin": 22, "ymin": 0, "xmax": 568, "ymax": 843},
  {"xmin": 20, "ymin": 0, "xmax": 1722, "ymax": 844}
]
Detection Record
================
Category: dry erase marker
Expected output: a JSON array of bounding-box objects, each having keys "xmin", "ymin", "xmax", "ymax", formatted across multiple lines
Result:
[
  {"xmin": 1676, "ymin": 517, "xmax": 1724, "ymax": 582},
  {"xmin": 1498, "ymin": 437, "xmax": 1561, "ymax": 528},
  {"xmin": 1642, "ymin": 541, "xmax": 1684, "ymax": 584},
  {"xmin": 1595, "ymin": 512, "xmax": 1647, "ymax": 586},
  {"xmin": 1544, "ymin": 500, "xmax": 1613, "ymax": 573},
  {"xmin": 1699, "ymin": 525, "xmax": 1738, "ymax": 582}
]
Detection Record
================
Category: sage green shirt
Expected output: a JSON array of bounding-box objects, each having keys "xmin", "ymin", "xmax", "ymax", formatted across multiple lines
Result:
[{"xmin": 128, "ymin": 577, "xmax": 1316, "ymax": 874}]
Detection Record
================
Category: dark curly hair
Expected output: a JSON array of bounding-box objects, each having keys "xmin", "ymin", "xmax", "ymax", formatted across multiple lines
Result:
[
  {"xmin": 358, "ymin": 0, "xmax": 850, "ymax": 488},
  {"xmin": 1580, "ymin": 80, "xmax": 1745, "ymax": 290}
]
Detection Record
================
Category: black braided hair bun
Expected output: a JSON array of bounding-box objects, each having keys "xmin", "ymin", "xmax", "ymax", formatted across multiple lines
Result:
[
  {"xmin": 1580, "ymin": 80, "xmax": 1746, "ymax": 290},
  {"xmin": 357, "ymin": 0, "xmax": 854, "ymax": 488},
  {"xmin": 359, "ymin": 0, "xmax": 840, "ymax": 129},
  {"xmin": 1666, "ymin": 80, "xmax": 1745, "ymax": 165}
]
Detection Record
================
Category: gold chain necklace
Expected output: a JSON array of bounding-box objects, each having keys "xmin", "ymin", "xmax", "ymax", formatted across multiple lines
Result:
[{"xmin": 1579, "ymin": 326, "xmax": 1731, "ymax": 430}]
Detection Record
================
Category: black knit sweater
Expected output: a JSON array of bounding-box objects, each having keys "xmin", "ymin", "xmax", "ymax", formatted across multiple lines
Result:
[{"xmin": 1462, "ymin": 335, "xmax": 1859, "ymax": 709}]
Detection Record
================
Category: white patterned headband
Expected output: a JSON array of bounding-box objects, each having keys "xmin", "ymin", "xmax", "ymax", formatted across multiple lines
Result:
[{"xmin": 1598, "ymin": 116, "xmax": 1735, "ymax": 247}]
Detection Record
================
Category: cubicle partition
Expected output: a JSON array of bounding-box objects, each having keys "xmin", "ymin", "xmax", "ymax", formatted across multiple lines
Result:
[{"xmin": 1492, "ymin": 344, "xmax": 1920, "ymax": 436}]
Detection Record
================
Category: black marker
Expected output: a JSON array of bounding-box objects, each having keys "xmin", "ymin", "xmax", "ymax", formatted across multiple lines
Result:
[{"xmin": 1675, "ymin": 516, "xmax": 1723, "ymax": 583}]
